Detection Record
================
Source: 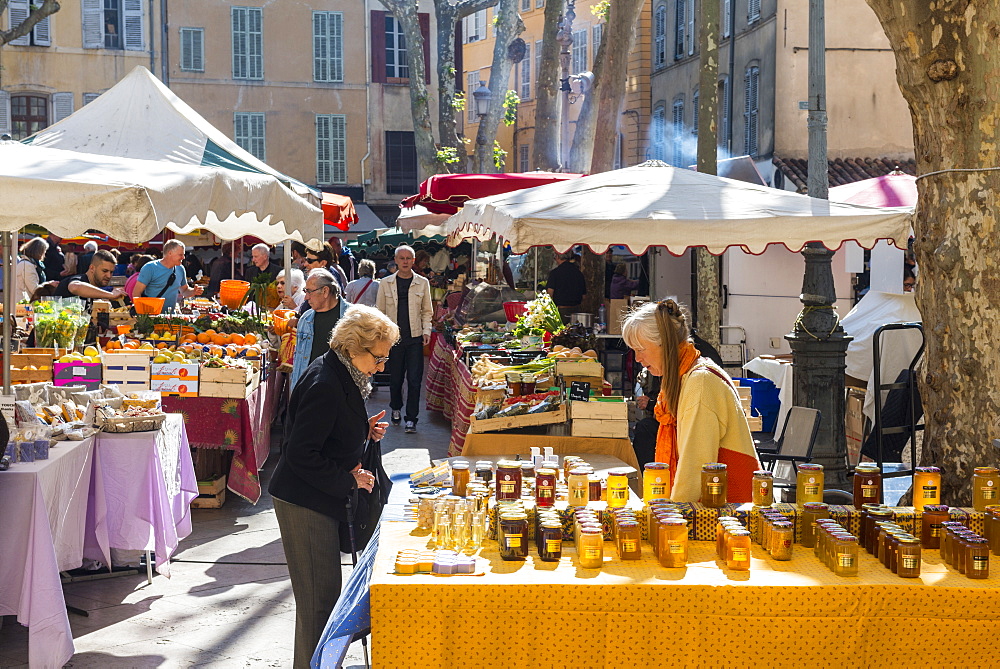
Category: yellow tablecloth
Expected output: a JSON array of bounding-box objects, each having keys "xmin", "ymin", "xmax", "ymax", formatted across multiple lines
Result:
[
  {"xmin": 371, "ymin": 521, "xmax": 1000, "ymax": 668},
  {"xmin": 462, "ymin": 433, "xmax": 640, "ymax": 470}
]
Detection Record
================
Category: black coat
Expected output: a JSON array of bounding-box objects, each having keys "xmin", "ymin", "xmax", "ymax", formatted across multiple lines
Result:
[{"xmin": 268, "ymin": 351, "xmax": 367, "ymax": 521}]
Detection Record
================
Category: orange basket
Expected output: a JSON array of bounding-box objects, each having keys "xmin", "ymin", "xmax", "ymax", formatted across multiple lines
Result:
[
  {"xmin": 133, "ymin": 297, "xmax": 165, "ymax": 315},
  {"xmin": 272, "ymin": 309, "xmax": 296, "ymax": 336},
  {"xmin": 219, "ymin": 280, "xmax": 251, "ymax": 309}
]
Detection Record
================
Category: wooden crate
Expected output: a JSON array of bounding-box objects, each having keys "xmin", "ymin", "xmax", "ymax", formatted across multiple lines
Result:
[
  {"xmin": 468, "ymin": 403, "xmax": 568, "ymax": 434},
  {"xmin": 6, "ymin": 353, "xmax": 55, "ymax": 383},
  {"xmin": 191, "ymin": 475, "xmax": 227, "ymax": 509},
  {"xmin": 558, "ymin": 375, "xmax": 605, "ymax": 392},
  {"xmin": 199, "ymin": 364, "xmax": 259, "ymax": 398},
  {"xmin": 103, "ymin": 353, "xmax": 151, "ymax": 389},
  {"xmin": 571, "ymin": 418, "xmax": 630, "ymax": 439},
  {"xmin": 569, "ymin": 397, "xmax": 629, "ymax": 420},
  {"xmin": 553, "ymin": 359, "xmax": 603, "ymax": 377}
]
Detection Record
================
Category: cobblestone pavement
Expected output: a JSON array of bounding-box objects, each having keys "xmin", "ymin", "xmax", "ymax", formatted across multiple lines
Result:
[{"xmin": 0, "ymin": 381, "xmax": 452, "ymax": 668}]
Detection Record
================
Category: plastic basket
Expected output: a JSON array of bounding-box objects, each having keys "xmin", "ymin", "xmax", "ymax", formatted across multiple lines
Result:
[
  {"xmin": 503, "ymin": 301, "xmax": 528, "ymax": 322},
  {"xmin": 133, "ymin": 297, "xmax": 165, "ymax": 315},
  {"xmin": 272, "ymin": 309, "xmax": 296, "ymax": 337},
  {"xmin": 219, "ymin": 280, "xmax": 251, "ymax": 309}
]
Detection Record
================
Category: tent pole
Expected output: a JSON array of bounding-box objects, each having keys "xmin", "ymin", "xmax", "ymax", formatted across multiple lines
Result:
[
  {"xmin": 3, "ymin": 231, "xmax": 13, "ymax": 393},
  {"xmin": 283, "ymin": 241, "xmax": 292, "ymax": 281},
  {"xmin": 533, "ymin": 246, "xmax": 538, "ymax": 295},
  {"xmin": 231, "ymin": 241, "xmax": 235, "ymax": 283}
]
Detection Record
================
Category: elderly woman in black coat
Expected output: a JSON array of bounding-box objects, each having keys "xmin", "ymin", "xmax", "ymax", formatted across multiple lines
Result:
[{"xmin": 268, "ymin": 304, "xmax": 398, "ymax": 668}]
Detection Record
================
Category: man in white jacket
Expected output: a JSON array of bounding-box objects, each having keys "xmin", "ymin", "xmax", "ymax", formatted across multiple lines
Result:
[{"xmin": 375, "ymin": 245, "xmax": 433, "ymax": 433}]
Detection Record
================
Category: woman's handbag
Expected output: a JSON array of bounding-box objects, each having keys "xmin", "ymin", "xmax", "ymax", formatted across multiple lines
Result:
[{"xmin": 341, "ymin": 437, "xmax": 392, "ymax": 554}]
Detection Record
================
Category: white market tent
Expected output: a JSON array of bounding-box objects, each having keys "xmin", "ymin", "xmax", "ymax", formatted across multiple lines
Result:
[{"xmin": 442, "ymin": 161, "xmax": 913, "ymax": 254}]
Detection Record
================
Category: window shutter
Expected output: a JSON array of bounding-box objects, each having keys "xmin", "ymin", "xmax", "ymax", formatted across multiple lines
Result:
[
  {"xmin": 720, "ymin": 76, "xmax": 730, "ymax": 147},
  {"xmin": 536, "ymin": 0, "xmax": 545, "ymax": 8},
  {"xmin": 672, "ymin": 100, "xmax": 684, "ymax": 165},
  {"xmin": 81, "ymin": 0, "xmax": 103, "ymax": 49},
  {"xmin": 687, "ymin": 0, "xmax": 695, "ymax": 56},
  {"xmin": 749, "ymin": 0, "xmax": 761, "ymax": 23},
  {"xmin": 723, "ymin": 0, "xmax": 732, "ymax": 37},
  {"xmin": 331, "ymin": 115, "xmax": 346, "ymax": 184},
  {"xmin": 313, "ymin": 12, "xmax": 328, "ymax": 82},
  {"xmin": 232, "ymin": 8, "xmax": 246, "ymax": 79},
  {"xmin": 123, "ymin": 0, "xmax": 145, "ymax": 51},
  {"xmin": 83, "ymin": 93, "xmax": 100, "ymax": 105},
  {"xmin": 520, "ymin": 41, "xmax": 530, "ymax": 99},
  {"xmin": 316, "ymin": 115, "xmax": 331, "ymax": 184},
  {"xmin": 192, "ymin": 28, "xmax": 204, "ymax": 71},
  {"xmin": 592, "ymin": 24, "xmax": 602, "ymax": 59},
  {"xmin": 467, "ymin": 71, "xmax": 478, "ymax": 123},
  {"xmin": 534, "ymin": 39, "xmax": 541, "ymax": 88},
  {"xmin": 419, "ymin": 13, "xmax": 431, "ymax": 85},
  {"xmin": 248, "ymin": 8, "xmax": 263, "ymax": 79},
  {"xmin": 52, "ymin": 92, "xmax": 74, "ymax": 123},
  {"xmin": 34, "ymin": 13, "xmax": 52, "ymax": 46},
  {"xmin": 331, "ymin": 13, "xmax": 343, "ymax": 82},
  {"xmin": 0, "ymin": 91, "xmax": 11, "ymax": 135},
  {"xmin": 370, "ymin": 10, "xmax": 387, "ymax": 83},
  {"xmin": 9, "ymin": 0, "xmax": 30, "ymax": 46},
  {"xmin": 692, "ymin": 89, "xmax": 699, "ymax": 137},
  {"xmin": 654, "ymin": 6, "xmax": 665, "ymax": 67},
  {"xmin": 674, "ymin": 0, "xmax": 684, "ymax": 60}
]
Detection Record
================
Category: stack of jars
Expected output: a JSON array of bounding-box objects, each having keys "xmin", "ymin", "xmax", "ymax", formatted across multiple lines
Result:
[
  {"xmin": 644, "ymin": 502, "xmax": 688, "ymax": 567},
  {"xmin": 869, "ymin": 519, "xmax": 921, "ymax": 577},
  {"xmin": 813, "ymin": 520, "xmax": 860, "ymax": 576},
  {"xmin": 941, "ymin": 522, "xmax": 990, "ymax": 578},
  {"xmin": 536, "ymin": 507, "xmax": 563, "ymax": 562},
  {"xmin": 610, "ymin": 508, "xmax": 642, "ymax": 560},
  {"xmin": 572, "ymin": 508, "xmax": 604, "ymax": 568},
  {"xmin": 715, "ymin": 517, "xmax": 752, "ymax": 570},
  {"xmin": 755, "ymin": 508, "xmax": 793, "ymax": 561},
  {"xmin": 433, "ymin": 496, "xmax": 488, "ymax": 555}
]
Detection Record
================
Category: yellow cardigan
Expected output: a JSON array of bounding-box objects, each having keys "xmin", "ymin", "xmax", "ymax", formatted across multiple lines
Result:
[{"xmin": 670, "ymin": 362, "xmax": 761, "ymax": 502}]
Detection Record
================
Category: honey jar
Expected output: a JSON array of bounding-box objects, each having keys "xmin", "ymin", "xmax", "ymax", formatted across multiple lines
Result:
[
  {"xmin": 617, "ymin": 520, "xmax": 641, "ymax": 560},
  {"xmin": 701, "ymin": 463, "xmax": 728, "ymax": 508},
  {"xmin": 726, "ymin": 529, "xmax": 752, "ymax": 571},
  {"xmin": 659, "ymin": 518, "xmax": 688, "ymax": 568},
  {"xmin": 607, "ymin": 468, "xmax": 630, "ymax": 508},
  {"xmin": 451, "ymin": 461, "xmax": 470, "ymax": 497},
  {"xmin": 538, "ymin": 520, "xmax": 563, "ymax": 562},
  {"xmin": 852, "ymin": 464, "xmax": 882, "ymax": 506},
  {"xmin": 752, "ymin": 470, "xmax": 773, "ymax": 507},
  {"xmin": 912, "ymin": 466, "xmax": 941, "ymax": 511},
  {"xmin": 799, "ymin": 502, "xmax": 830, "ymax": 548},
  {"xmin": 535, "ymin": 468, "xmax": 557, "ymax": 507},
  {"xmin": 643, "ymin": 463, "xmax": 670, "ymax": 502},
  {"xmin": 498, "ymin": 512, "xmax": 528, "ymax": 561},
  {"xmin": 578, "ymin": 527, "xmax": 604, "ymax": 569},
  {"xmin": 568, "ymin": 468, "xmax": 590, "ymax": 507},
  {"xmin": 796, "ymin": 463, "xmax": 824, "ymax": 504},
  {"xmin": 972, "ymin": 466, "xmax": 1000, "ymax": 512},
  {"xmin": 920, "ymin": 504, "xmax": 949, "ymax": 550},
  {"xmin": 495, "ymin": 460, "xmax": 522, "ymax": 501}
]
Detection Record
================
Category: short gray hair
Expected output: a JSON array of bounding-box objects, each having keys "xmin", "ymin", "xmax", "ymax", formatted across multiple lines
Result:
[
  {"xmin": 84, "ymin": 240, "xmax": 98, "ymax": 253},
  {"xmin": 330, "ymin": 304, "xmax": 400, "ymax": 356},
  {"xmin": 277, "ymin": 267, "xmax": 305, "ymax": 292},
  {"xmin": 358, "ymin": 259, "xmax": 376, "ymax": 277},
  {"xmin": 394, "ymin": 244, "xmax": 415, "ymax": 259},
  {"xmin": 307, "ymin": 267, "xmax": 341, "ymax": 298},
  {"xmin": 252, "ymin": 243, "xmax": 270, "ymax": 256},
  {"xmin": 163, "ymin": 239, "xmax": 185, "ymax": 254}
]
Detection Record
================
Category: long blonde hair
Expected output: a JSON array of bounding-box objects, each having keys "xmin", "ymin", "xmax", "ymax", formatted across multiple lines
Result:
[{"xmin": 622, "ymin": 299, "xmax": 692, "ymax": 415}]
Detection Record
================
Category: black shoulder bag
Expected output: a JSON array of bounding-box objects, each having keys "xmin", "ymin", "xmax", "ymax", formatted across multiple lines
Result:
[{"xmin": 341, "ymin": 437, "xmax": 392, "ymax": 554}]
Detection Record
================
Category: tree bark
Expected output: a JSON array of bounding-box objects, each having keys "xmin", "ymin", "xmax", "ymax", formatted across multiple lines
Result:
[
  {"xmin": 569, "ymin": 0, "xmax": 645, "ymax": 174},
  {"xmin": 865, "ymin": 0, "xmax": 1000, "ymax": 504},
  {"xmin": 531, "ymin": 0, "xmax": 564, "ymax": 172},
  {"xmin": 0, "ymin": 0, "xmax": 60, "ymax": 47},
  {"xmin": 473, "ymin": 0, "xmax": 524, "ymax": 173}
]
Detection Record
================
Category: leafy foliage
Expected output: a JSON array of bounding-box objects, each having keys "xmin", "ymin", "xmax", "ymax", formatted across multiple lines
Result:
[{"xmin": 503, "ymin": 90, "xmax": 520, "ymax": 126}]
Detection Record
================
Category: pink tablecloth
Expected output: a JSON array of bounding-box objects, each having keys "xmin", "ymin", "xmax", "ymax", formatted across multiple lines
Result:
[
  {"xmin": 85, "ymin": 414, "xmax": 199, "ymax": 577},
  {"xmin": 0, "ymin": 438, "xmax": 96, "ymax": 669},
  {"xmin": 424, "ymin": 337, "xmax": 476, "ymax": 457},
  {"xmin": 162, "ymin": 378, "xmax": 273, "ymax": 503}
]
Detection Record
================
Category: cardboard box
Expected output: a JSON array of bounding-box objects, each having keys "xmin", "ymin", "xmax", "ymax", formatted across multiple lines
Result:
[
  {"xmin": 605, "ymin": 298, "xmax": 629, "ymax": 336},
  {"xmin": 53, "ymin": 362, "xmax": 102, "ymax": 390},
  {"xmin": 151, "ymin": 378, "xmax": 199, "ymax": 397},
  {"xmin": 468, "ymin": 403, "xmax": 568, "ymax": 434},
  {"xmin": 569, "ymin": 397, "xmax": 628, "ymax": 420},
  {"xmin": 571, "ymin": 418, "xmax": 630, "ymax": 439},
  {"xmin": 845, "ymin": 387, "xmax": 866, "ymax": 467},
  {"xmin": 151, "ymin": 363, "xmax": 201, "ymax": 380}
]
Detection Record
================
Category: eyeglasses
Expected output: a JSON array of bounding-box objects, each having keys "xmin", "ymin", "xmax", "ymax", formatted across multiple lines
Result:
[
  {"xmin": 302, "ymin": 286, "xmax": 327, "ymax": 295},
  {"xmin": 368, "ymin": 349, "xmax": 390, "ymax": 365},
  {"xmin": 304, "ymin": 257, "xmax": 320, "ymax": 264}
]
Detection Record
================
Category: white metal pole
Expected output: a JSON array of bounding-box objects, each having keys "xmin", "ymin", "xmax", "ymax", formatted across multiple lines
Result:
[{"xmin": 3, "ymin": 231, "xmax": 13, "ymax": 393}]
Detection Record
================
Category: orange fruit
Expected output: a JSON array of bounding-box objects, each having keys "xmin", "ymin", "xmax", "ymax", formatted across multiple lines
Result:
[
  {"xmin": 243, "ymin": 333, "xmax": 257, "ymax": 345},
  {"xmin": 230, "ymin": 333, "xmax": 245, "ymax": 345},
  {"xmin": 226, "ymin": 345, "xmax": 239, "ymax": 358},
  {"xmin": 196, "ymin": 332, "xmax": 211, "ymax": 344},
  {"xmin": 124, "ymin": 341, "xmax": 140, "ymax": 349},
  {"xmin": 156, "ymin": 342, "xmax": 169, "ymax": 349}
]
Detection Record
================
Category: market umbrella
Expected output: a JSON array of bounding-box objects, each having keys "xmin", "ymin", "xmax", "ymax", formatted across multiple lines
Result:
[
  {"xmin": 828, "ymin": 173, "xmax": 917, "ymax": 208},
  {"xmin": 323, "ymin": 193, "xmax": 359, "ymax": 231},
  {"xmin": 399, "ymin": 172, "xmax": 584, "ymax": 215},
  {"xmin": 442, "ymin": 161, "xmax": 913, "ymax": 254}
]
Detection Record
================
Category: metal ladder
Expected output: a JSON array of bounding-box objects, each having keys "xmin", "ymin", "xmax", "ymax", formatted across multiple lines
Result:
[{"xmin": 870, "ymin": 322, "xmax": 925, "ymax": 480}]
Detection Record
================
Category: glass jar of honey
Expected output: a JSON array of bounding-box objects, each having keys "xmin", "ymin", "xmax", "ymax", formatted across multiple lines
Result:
[
  {"xmin": 495, "ymin": 460, "xmax": 522, "ymax": 501},
  {"xmin": 800, "ymin": 502, "xmax": 830, "ymax": 548},
  {"xmin": 912, "ymin": 466, "xmax": 941, "ymax": 511},
  {"xmin": 852, "ymin": 464, "xmax": 882, "ymax": 506},
  {"xmin": 499, "ymin": 513, "xmax": 528, "ymax": 560},
  {"xmin": 752, "ymin": 470, "xmax": 774, "ymax": 507},
  {"xmin": 475, "ymin": 461, "xmax": 494, "ymax": 484},
  {"xmin": 659, "ymin": 518, "xmax": 688, "ymax": 567},
  {"xmin": 617, "ymin": 520, "xmax": 641, "ymax": 559},
  {"xmin": 643, "ymin": 463, "xmax": 670, "ymax": 502},
  {"xmin": 858, "ymin": 504, "xmax": 883, "ymax": 551},
  {"xmin": 967, "ymin": 537, "xmax": 990, "ymax": 579},
  {"xmin": 770, "ymin": 522, "xmax": 794, "ymax": 561},
  {"xmin": 607, "ymin": 468, "xmax": 630, "ymax": 508},
  {"xmin": 538, "ymin": 520, "xmax": 563, "ymax": 562},
  {"xmin": 920, "ymin": 504, "xmax": 949, "ymax": 549},
  {"xmin": 727, "ymin": 529, "xmax": 752, "ymax": 571},
  {"xmin": 973, "ymin": 466, "xmax": 1000, "ymax": 512},
  {"xmin": 834, "ymin": 536, "xmax": 859, "ymax": 577},
  {"xmin": 568, "ymin": 468, "xmax": 590, "ymax": 507},
  {"xmin": 451, "ymin": 461, "xmax": 470, "ymax": 497},
  {"xmin": 866, "ymin": 509, "xmax": 893, "ymax": 554},
  {"xmin": 588, "ymin": 475, "xmax": 604, "ymax": 502},
  {"xmin": 896, "ymin": 537, "xmax": 921, "ymax": 578},
  {"xmin": 535, "ymin": 468, "xmax": 557, "ymax": 507},
  {"xmin": 578, "ymin": 527, "xmax": 604, "ymax": 569},
  {"xmin": 796, "ymin": 463, "xmax": 824, "ymax": 504},
  {"xmin": 701, "ymin": 463, "xmax": 728, "ymax": 508}
]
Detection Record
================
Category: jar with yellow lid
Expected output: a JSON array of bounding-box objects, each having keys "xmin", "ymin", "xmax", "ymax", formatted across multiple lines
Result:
[
  {"xmin": 796, "ymin": 463, "xmax": 824, "ymax": 504},
  {"xmin": 643, "ymin": 463, "xmax": 670, "ymax": 501},
  {"xmin": 752, "ymin": 470, "xmax": 773, "ymax": 507},
  {"xmin": 700, "ymin": 463, "xmax": 728, "ymax": 508},
  {"xmin": 973, "ymin": 467, "xmax": 1000, "ymax": 512},
  {"xmin": 607, "ymin": 468, "xmax": 630, "ymax": 508},
  {"xmin": 912, "ymin": 466, "xmax": 941, "ymax": 511}
]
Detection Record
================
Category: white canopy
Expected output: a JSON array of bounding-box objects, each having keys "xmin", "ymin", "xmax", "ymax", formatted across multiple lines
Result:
[
  {"xmin": 0, "ymin": 143, "xmax": 322, "ymax": 244},
  {"xmin": 443, "ymin": 161, "xmax": 913, "ymax": 254}
]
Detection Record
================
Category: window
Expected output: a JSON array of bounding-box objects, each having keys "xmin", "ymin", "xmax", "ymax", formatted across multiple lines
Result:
[
  {"xmin": 521, "ymin": 0, "xmax": 532, "ymax": 10},
  {"xmin": 654, "ymin": 4, "xmax": 666, "ymax": 68},
  {"xmin": 723, "ymin": 0, "xmax": 732, "ymax": 38},
  {"xmin": 82, "ymin": 0, "xmax": 143, "ymax": 50},
  {"xmin": 313, "ymin": 12, "xmax": 343, "ymax": 83},
  {"xmin": 692, "ymin": 88, "xmax": 699, "ymax": 137},
  {"xmin": 316, "ymin": 114, "xmax": 347, "ymax": 185},
  {"xmin": 385, "ymin": 131, "xmax": 418, "ymax": 194},
  {"xmin": 592, "ymin": 24, "xmax": 603, "ymax": 57},
  {"xmin": 535, "ymin": 40, "xmax": 542, "ymax": 90},
  {"xmin": 467, "ymin": 71, "xmax": 479, "ymax": 123},
  {"xmin": 719, "ymin": 75, "xmax": 731, "ymax": 149},
  {"xmin": 650, "ymin": 103, "xmax": 666, "ymax": 162},
  {"xmin": 7, "ymin": 0, "xmax": 51, "ymax": 47},
  {"xmin": 234, "ymin": 112, "xmax": 266, "ymax": 161},
  {"xmin": 232, "ymin": 6, "xmax": 263, "ymax": 80},
  {"xmin": 672, "ymin": 98, "xmax": 684, "ymax": 166},
  {"xmin": 83, "ymin": 93, "xmax": 101, "ymax": 105},
  {"xmin": 10, "ymin": 95, "xmax": 47, "ymax": 139},
  {"xmin": 518, "ymin": 144, "xmax": 530, "ymax": 173},
  {"xmin": 465, "ymin": 10, "xmax": 487, "ymax": 43},
  {"xmin": 749, "ymin": 0, "xmax": 761, "ymax": 24},
  {"xmin": 674, "ymin": 0, "xmax": 685, "ymax": 60},
  {"xmin": 520, "ymin": 41, "xmax": 531, "ymax": 100},
  {"xmin": 536, "ymin": 0, "xmax": 545, "ymax": 8},
  {"xmin": 384, "ymin": 14, "xmax": 409, "ymax": 79},
  {"xmin": 180, "ymin": 27, "xmax": 204, "ymax": 72},
  {"xmin": 571, "ymin": 29, "xmax": 587, "ymax": 74},
  {"xmin": 744, "ymin": 65, "xmax": 759, "ymax": 157}
]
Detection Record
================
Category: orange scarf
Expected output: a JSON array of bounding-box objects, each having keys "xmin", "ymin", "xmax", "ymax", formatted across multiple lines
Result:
[{"xmin": 653, "ymin": 341, "xmax": 701, "ymax": 491}]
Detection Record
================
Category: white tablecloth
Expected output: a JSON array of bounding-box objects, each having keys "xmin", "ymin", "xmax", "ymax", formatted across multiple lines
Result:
[
  {"xmin": 742, "ymin": 356, "xmax": 794, "ymax": 437},
  {"xmin": 0, "ymin": 437, "xmax": 96, "ymax": 669}
]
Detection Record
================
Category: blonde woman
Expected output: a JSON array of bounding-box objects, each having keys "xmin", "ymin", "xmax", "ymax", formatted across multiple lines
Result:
[{"xmin": 622, "ymin": 299, "xmax": 760, "ymax": 502}]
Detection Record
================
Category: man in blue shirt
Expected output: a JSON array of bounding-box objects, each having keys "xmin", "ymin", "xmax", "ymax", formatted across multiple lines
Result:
[{"xmin": 134, "ymin": 239, "xmax": 203, "ymax": 310}]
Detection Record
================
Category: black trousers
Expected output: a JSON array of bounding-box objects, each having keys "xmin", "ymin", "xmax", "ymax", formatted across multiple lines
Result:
[
  {"xmin": 632, "ymin": 416, "xmax": 659, "ymax": 470},
  {"xmin": 388, "ymin": 335, "xmax": 424, "ymax": 423}
]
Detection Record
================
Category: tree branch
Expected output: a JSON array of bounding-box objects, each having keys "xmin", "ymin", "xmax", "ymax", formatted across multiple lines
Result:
[
  {"xmin": 0, "ymin": 0, "xmax": 60, "ymax": 47},
  {"xmin": 454, "ymin": 0, "xmax": 498, "ymax": 20}
]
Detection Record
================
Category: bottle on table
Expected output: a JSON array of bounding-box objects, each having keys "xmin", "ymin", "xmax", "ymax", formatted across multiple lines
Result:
[{"xmin": 451, "ymin": 461, "xmax": 470, "ymax": 497}]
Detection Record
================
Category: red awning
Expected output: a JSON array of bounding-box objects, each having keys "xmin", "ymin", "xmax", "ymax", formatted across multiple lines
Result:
[
  {"xmin": 323, "ymin": 193, "xmax": 359, "ymax": 231},
  {"xmin": 400, "ymin": 172, "xmax": 585, "ymax": 215}
]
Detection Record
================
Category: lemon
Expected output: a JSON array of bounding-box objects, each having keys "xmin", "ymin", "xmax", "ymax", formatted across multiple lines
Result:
[
  {"xmin": 153, "ymin": 354, "xmax": 170, "ymax": 364},
  {"xmin": 83, "ymin": 346, "xmax": 100, "ymax": 357},
  {"xmin": 140, "ymin": 342, "xmax": 155, "ymax": 351},
  {"xmin": 58, "ymin": 355, "xmax": 74, "ymax": 363}
]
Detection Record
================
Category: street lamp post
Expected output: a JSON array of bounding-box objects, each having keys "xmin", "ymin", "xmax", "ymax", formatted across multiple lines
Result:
[
  {"xmin": 555, "ymin": 1, "xmax": 576, "ymax": 170},
  {"xmin": 472, "ymin": 81, "xmax": 492, "ymax": 173}
]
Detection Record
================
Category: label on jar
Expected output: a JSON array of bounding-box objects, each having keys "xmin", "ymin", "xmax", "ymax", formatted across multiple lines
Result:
[
  {"xmin": 584, "ymin": 548, "xmax": 601, "ymax": 558},
  {"xmin": 983, "ymin": 486, "xmax": 997, "ymax": 499},
  {"xmin": 780, "ymin": 538, "xmax": 792, "ymax": 549},
  {"xmin": 838, "ymin": 553, "xmax": 855, "ymax": 568},
  {"xmin": 862, "ymin": 485, "xmax": 878, "ymax": 498},
  {"xmin": 668, "ymin": 541, "xmax": 684, "ymax": 554},
  {"xmin": 537, "ymin": 486, "xmax": 553, "ymax": 499},
  {"xmin": 651, "ymin": 484, "xmax": 666, "ymax": 495},
  {"xmin": 731, "ymin": 548, "xmax": 748, "ymax": 562},
  {"xmin": 571, "ymin": 488, "xmax": 587, "ymax": 501},
  {"xmin": 707, "ymin": 483, "xmax": 723, "ymax": 494},
  {"xmin": 803, "ymin": 485, "xmax": 820, "ymax": 496},
  {"xmin": 901, "ymin": 556, "xmax": 919, "ymax": 569},
  {"xmin": 506, "ymin": 534, "xmax": 522, "ymax": 548},
  {"xmin": 973, "ymin": 555, "xmax": 989, "ymax": 570},
  {"xmin": 610, "ymin": 488, "xmax": 627, "ymax": 501},
  {"xmin": 545, "ymin": 539, "xmax": 562, "ymax": 553},
  {"xmin": 500, "ymin": 481, "xmax": 516, "ymax": 494},
  {"xmin": 922, "ymin": 486, "xmax": 938, "ymax": 499},
  {"xmin": 930, "ymin": 524, "xmax": 942, "ymax": 537},
  {"xmin": 622, "ymin": 540, "xmax": 637, "ymax": 552}
]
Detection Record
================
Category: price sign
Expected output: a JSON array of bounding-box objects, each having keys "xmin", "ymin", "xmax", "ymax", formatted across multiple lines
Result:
[{"xmin": 569, "ymin": 381, "xmax": 591, "ymax": 402}]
